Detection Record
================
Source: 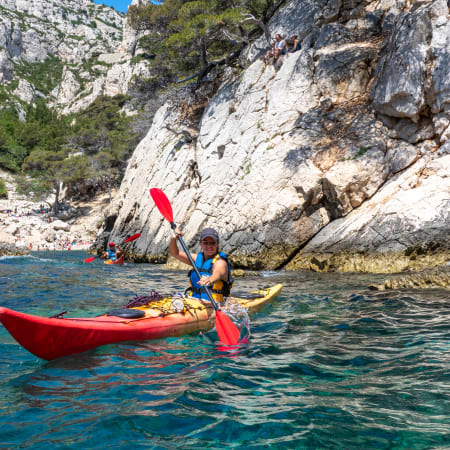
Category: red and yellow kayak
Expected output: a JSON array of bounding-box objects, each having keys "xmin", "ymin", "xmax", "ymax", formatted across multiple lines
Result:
[
  {"xmin": 0, "ymin": 284, "xmax": 282, "ymax": 360},
  {"xmin": 103, "ymin": 254, "xmax": 124, "ymax": 265}
]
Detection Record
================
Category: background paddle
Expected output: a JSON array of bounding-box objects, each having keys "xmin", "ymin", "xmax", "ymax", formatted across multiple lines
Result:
[
  {"xmin": 150, "ymin": 188, "xmax": 240, "ymax": 345},
  {"xmin": 83, "ymin": 233, "xmax": 141, "ymax": 263}
]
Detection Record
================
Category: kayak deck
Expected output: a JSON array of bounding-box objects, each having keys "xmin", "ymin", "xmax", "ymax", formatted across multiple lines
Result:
[{"xmin": 0, "ymin": 284, "xmax": 282, "ymax": 360}]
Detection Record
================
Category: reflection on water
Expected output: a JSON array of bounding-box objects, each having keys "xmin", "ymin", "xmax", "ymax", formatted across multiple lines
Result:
[{"xmin": 0, "ymin": 251, "xmax": 449, "ymax": 448}]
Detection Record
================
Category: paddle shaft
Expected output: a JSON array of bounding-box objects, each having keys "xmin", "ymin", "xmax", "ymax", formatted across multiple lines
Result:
[
  {"xmin": 169, "ymin": 221, "xmax": 220, "ymax": 311},
  {"xmin": 150, "ymin": 188, "xmax": 240, "ymax": 344}
]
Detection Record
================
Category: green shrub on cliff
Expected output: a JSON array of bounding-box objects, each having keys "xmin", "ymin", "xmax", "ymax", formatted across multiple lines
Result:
[
  {"xmin": 0, "ymin": 178, "xmax": 7, "ymax": 199},
  {"xmin": 0, "ymin": 109, "xmax": 29, "ymax": 172},
  {"xmin": 0, "ymin": 100, "xmax": 70, "ymax": 174},
  {"xmin": 68, "ymin": 94, "xmax": 139, "ymax": 165},
  {"xmin": 14, "ymin": 56, "xmax": 64, "ymax": 95}
]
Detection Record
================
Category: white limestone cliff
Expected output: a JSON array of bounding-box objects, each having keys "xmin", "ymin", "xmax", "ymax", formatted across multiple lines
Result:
[{"xmin": 103, "ymin": 0, "xmax": 450, "ymax": 272}]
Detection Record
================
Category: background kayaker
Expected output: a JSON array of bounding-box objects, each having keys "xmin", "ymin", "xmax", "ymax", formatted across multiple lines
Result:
[
  {"xmin": 169, "ymin": 227, "xmax": 233, "ymax": 301},
  {"xmin": 101, "ymin": 242, "xmax": 123, "ymax": 261}
]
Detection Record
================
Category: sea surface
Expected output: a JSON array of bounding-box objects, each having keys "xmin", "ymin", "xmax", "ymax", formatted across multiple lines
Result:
[{"xmin": 0, "ymin": 251, "xmax": 448, "ymax": 449}]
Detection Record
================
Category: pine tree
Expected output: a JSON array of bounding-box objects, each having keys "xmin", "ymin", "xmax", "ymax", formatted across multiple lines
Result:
[{"xmin": 127, "ymin": 0, "xmax": 283, "ymax": 84}]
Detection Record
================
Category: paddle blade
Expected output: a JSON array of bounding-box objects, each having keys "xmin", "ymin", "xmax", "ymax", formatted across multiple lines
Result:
[
  {"xmin": 84, "ymin": 256, "xmax": 96, "ymax": 263},
  {"xmin": 150, "ymin": 188, "xmax": 173, "ymax": 223},
  {"xmin": 215, "ymin": 310, "xmax": 240, "ymax": 345},
  {"xmin": 125, "ymin": 233, "xmax": 141, "ymax": 243}
]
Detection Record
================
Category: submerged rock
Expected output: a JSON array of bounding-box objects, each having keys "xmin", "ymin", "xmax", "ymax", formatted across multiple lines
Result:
[
  {"xmin": 368, "ymin": 266, "xmax": 450, "ymax": 290},
  {"xmin": 287, "ymin": 247, "xmax": 449, "ymax": 274}
]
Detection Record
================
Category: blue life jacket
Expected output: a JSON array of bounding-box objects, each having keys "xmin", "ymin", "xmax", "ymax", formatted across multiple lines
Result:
[
  {"xmin": 107, "ymin": 248, "xmax": 117, "ymax": 261},
  {"xmin": 188, "ymin": 252, "xmax": 233, "ymax": 301}
]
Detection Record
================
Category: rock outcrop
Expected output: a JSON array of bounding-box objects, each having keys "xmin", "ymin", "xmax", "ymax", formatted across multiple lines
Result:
[
  {"xmin": 102, "ymin": 0, "xmax": 449, "ymax": 273},
  {"xmin": 368, "ymin": 266, "xmax": 450, "ymax": 290},
  {"xmin": 0, "ymin": 242, "xmax": 28, "ymax": 257}
]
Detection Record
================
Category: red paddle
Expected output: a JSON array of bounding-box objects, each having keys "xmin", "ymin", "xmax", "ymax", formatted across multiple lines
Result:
[
  {"xmin": 124, "ymin": 233, "xmax": 141, "ymax": 243},
  {"xmin": 150, "ymin": 188, "xmax": 240, "ymax": 345},
  {"xmin": 84, "ymin": 233, "xmax": 141, "ymax": 263}
]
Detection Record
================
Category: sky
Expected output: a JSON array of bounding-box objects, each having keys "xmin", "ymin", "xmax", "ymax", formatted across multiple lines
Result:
[
  {"xmin": 93, "ymin": 0, "xmax": 132, "ymax": 13},
  {"xmin": 93, "ymin": 0, "xmax": 163, "ymax": 13}
]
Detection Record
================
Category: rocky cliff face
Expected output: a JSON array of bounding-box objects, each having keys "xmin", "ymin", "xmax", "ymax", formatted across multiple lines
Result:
[
  {"xmin": 104, "ymin": 0, "xmax": 449, "ymax": 273},
  {"xmin": 0, "ymin": 0, "xmax": 151, "ymax": 116}
]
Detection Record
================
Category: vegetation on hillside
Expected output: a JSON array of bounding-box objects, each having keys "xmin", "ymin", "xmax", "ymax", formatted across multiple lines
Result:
[
  {"xmin": 14, "ymin": 57, "xmax": 64, "ymax": 95},
  {"xmin": 0, "ymin": 96, "xmax": 139, "ymax": 213}
]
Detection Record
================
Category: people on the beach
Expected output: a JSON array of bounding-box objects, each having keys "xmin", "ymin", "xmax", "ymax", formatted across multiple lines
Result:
[
  {"xmin": 101, "ymin": 242, "xmax": 123, "ymax": 261},
  {"xmin": 264, "ymin": 33, "xmax": 286, "ymax": 62},
  {"xmin": 169, "ymin": 227, "xmax": 233, "ymax": 302},
  {"xmin": 0, "ymin": 198, "xmax": 95, "ymax": 251}
]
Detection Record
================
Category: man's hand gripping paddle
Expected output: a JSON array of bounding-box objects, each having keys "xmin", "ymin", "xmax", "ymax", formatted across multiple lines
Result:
[
  {"xmin": 83, "ymin": 233, "xmax": 141, "ymax": 263},
  {"xmin": 150, "ymin": 188, "xmax": 240, "ymax": 345}
]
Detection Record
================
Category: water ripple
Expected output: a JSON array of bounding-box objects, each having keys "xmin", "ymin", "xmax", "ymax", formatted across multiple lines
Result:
[{"xmin": 0, "ymin": 253, "xmax": 449, "ymax": 447}]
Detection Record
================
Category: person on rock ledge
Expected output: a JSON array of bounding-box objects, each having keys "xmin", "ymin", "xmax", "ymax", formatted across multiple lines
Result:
[
  {"xmin": 101, "ymin": 242, "xmax": 123, "ymax": 262},
  {"xmin": 169, "ymin": 227, "xmax": 233, "ymax": 302},
  {"xmin": 264, "ymin": 33, "xmax": 287, "ymax": 62}
]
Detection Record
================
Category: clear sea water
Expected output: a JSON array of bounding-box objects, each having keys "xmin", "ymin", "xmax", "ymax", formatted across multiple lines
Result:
[{"xmin": 0, "ymin": 251, "xmax": 448, "ymax": 449}]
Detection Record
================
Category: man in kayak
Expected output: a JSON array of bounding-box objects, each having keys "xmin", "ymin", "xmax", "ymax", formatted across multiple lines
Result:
[
  {"xmin": 101, "ymin": 242, "xmax": 123, "ymax": 262},
  {"xmin": 169, "ymin": 227, "xmax": 233, "ymax": 302}
]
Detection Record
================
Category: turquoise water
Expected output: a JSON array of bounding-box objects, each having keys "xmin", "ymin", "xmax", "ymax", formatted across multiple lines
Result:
[{"xmin": 0, "ymin": 252, "xmax": 448, "ymax": 449}]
